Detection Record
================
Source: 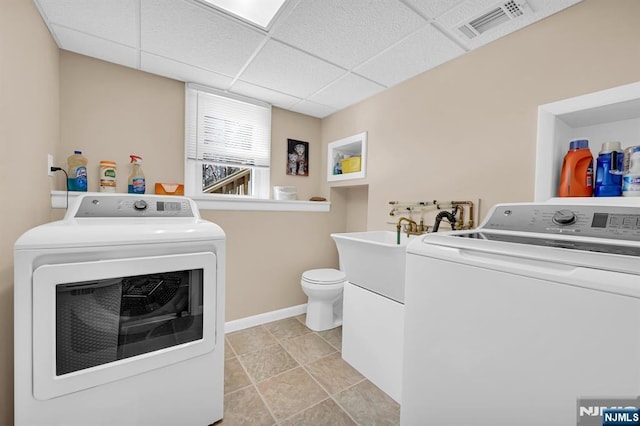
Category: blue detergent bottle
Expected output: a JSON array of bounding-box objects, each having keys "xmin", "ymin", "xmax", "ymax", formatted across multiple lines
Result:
[{"xmin": 594, "ymin": 141, "xmax": 623, "ymax": 197}]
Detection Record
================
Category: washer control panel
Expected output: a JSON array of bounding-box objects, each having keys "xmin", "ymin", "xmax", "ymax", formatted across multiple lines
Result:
[
  {"xmin": 552, "ymin": 209, "xmax": 577, "ymax": 225},
  {"xmin": 483, "ymin": 204, "xmax": 640, "ymax": 241},
  {"xmin": 73, "ymin": 195, "xmax": 194, "ymax": 218}
]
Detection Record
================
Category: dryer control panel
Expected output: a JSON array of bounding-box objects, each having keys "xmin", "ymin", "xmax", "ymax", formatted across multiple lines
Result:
[
  {"xmin": 72, "ymin": 194, "xmax": 195, "ymax": 218},
  {"xmin": 482, "ymin": 204, "xmax": 640, "ymax": 241}
]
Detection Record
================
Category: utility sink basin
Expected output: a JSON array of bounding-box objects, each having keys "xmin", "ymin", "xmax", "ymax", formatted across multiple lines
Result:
[{"xmin": 330, "ymin": 231, "xmax": 416, "ymax": 303}]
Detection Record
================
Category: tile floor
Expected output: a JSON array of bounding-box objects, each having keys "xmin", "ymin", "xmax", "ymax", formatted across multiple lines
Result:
[{"xmin": 216, "ymin": 314, "xmax": 400, "ymax": 426}]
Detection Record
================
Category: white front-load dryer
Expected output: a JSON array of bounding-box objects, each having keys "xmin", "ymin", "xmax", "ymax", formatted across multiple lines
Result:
[{"xmin": 14, "ymin": 194, "xmax": 225, "ymax": 425}]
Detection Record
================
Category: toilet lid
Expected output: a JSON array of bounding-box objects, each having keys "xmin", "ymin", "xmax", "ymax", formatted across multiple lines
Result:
[{"xmin": 302, "ymin": 268, "xmax": 346, "ymax": 285}]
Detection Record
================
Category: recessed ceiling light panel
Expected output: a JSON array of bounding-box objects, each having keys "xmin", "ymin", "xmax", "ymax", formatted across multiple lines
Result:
[{"xmin": 199, "ymin": 0, "xmax": 287, "ymax": 29}]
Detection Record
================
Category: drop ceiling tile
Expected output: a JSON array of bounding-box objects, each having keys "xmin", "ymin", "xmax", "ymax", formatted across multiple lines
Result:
[
  {"xmin": 528, "ymin": 0, "xmax": 583, "ymax": 9},
  {"xmin": 53, "ymin": 25, "xmax": 139, "ymax": 69},
  {"xmin": 401, "ymin": 0, "xmax": 468, "ymax": 19},
  {"xmin": 239, "ymin": 40, "xmax": 346, "ymax": 99},
  {"xmin": 140, "ymin": 52, "xmax": 234, "ymax": 90},
  {"xmin": 526, "ymin": 0, "xmax": 584, "ymax": 18},
  {"xmin": 271, "ymin": 0, "xmax": 427, "ymax": 69},
  {"xmin": 140, "ymin": 0, "xmax": 266, "ymax": 77},
  {"xmin": 432, "ymin": 0, "xmax": 502, "ymax": 26},
  {"xmin": 288, "ymin": 101, "xmax": 337, "ymax": 119},
  {"xmin": 229, "ymin": 80, "xmax": 302, "ymax": 109},
  {"xmin": 309, "ymin": 74, "xmax": 385, "ymax": 110},
  {"xmin": 355, "ymin": 25, "xmax": 465, "ymax": 87},
  {"xmin": 33, "ymin": 0, "xmax": 586, "ymax": 120},
  {"xmin": 36, "ymin": 0, "xmax": 138, "ymax": 47}
]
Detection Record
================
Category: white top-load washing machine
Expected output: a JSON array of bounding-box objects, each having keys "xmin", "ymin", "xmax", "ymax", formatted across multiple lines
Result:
[
  {"xmin": 401, "ymin": 199, "xmax": 640, "ymax": 426},
  {"xmin": 14, "ymin": 194, "xmax": 225, "ymax": 426}
]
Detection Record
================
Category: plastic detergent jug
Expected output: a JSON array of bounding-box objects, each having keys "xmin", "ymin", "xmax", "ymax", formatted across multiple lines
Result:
[
  {"xmin": 558, "ymin": 139, "xmax": 593, "ymax": 197},
  {"xmin": 128, "ymin": 155, "xmax": 145, "ymax": 194},
  {"xmin": 623, "ymin": 151, "xmax": 640, "ymax": 196},
  {"xmin": 594, "ymin": 141, "xmax": 623, "ymax": 197},
  {"xmin": 67, "ymin": 150, "xmax": 88, "ymax": 192}
]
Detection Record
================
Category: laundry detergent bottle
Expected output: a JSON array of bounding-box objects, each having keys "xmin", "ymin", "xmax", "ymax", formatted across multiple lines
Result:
[
  {"xmin": 127, "ymin": 155, "xmax": 145, "ymax": 194},
  {"xmin": 623, "ymin": 151, "xmax": 640, "ymax": 196},
  {"xmin": 594, "ymin": 141, "xmax": 623, "ymax": 197},
  {"xmin": 558, "ymin": 139, "xmax": 593, "ymax": 197},
  {"xmin": 67, "ymin": 150, "xmax": 88, "ymax": 191}
]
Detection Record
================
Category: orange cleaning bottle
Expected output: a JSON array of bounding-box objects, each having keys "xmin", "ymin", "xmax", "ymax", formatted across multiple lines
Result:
[{"xmin": 558, "ymin": 139, "xmax": 593, "ymax": 197}]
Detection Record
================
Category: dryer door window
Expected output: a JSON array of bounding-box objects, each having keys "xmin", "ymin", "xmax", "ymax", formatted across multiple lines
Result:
[
  {"xmin": 55, "ymin": 269, "xmax": 204, "ymax": 376},
  {"xmin": 32, "ymin": 252, "xmax": 217, "ymax": 401}
]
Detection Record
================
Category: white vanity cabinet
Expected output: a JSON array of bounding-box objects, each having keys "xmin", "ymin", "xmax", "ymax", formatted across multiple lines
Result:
[{"xmin": 342, "ymin": 282, "xmax": 404, "ymax": 403}]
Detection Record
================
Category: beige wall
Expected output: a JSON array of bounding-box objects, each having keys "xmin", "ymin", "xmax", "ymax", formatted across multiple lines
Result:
[
  {"xmin": 58, "ymin": 52, "xmax": 343, "ymax": 323},
  {"xmin": 3, "ymin": 0, "xmax": 640, "ymax": 422},
  {"xmin": 199, "ymin": 107, "xmax": 341, "ymax": 320},
  {"xmin": 271, "ymin": 107, "xmax": 323, "ymax": 200},
  {"xmin": 322, "ymin": 0, "xmax": 640, "ymax": 231},
  {"xmin": 207, "ymin": 108, "xmax": 338, "ymax": 320},
  {"xmin": 60, "ymin": 51, "xmax": 185, "ymax": 193},
  {"xmin": 0, "ymin": 0, "xmax": 60, "ymax": 423},
  {"xmin": 200, "ymin": 209, "xmax": 342, "ymax": 320},
  {"xmin": 61, "ymin": 51, "xmax": 326, "ymax": 200},
  {"xmin": 342, "ymin": 186, "xmax": 369, "ymax": 232}
]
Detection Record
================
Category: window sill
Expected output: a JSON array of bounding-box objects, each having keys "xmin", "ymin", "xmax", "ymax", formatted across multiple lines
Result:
[{"xmin": 51, "ymin": 191, "xmax": 330, "ymax": 212}]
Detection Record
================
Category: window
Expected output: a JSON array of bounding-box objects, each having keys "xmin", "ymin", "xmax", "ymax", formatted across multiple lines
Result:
[{"xmin": 185, "ymin": 84, "xmax": 271, "ymax": 198}]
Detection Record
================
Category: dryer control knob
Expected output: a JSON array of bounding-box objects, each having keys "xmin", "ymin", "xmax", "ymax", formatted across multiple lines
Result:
[
  {"xmin": 552, "ymin": 209, "xmax": 576, "ymax": 225},
  {"xmin": 133, "ymin": 200, "xmax": 148, "ymax": 211}
]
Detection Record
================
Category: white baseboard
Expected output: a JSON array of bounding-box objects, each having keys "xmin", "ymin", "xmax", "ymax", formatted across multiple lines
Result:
[{"xmin": 224, "ymin": 303, "xmax": 307, "ymax": 334}]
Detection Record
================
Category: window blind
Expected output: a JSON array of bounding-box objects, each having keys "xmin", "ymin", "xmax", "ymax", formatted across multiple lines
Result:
[{"xmin": 185, "ymin": 84, "xmax": 271, "ymax": 168}]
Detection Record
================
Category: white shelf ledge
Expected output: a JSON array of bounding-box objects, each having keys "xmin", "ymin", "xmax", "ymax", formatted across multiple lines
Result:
[
  {"xmin": 535, "ymin": 81, "xmax": 640, "ymax": 201},
  {"xmin": 327, "ymin": 131, "xmax": 367, "ymax": 183},
  {"xmin": 51, "ymin": 191, "xmax": 330, "ymax": 212}
]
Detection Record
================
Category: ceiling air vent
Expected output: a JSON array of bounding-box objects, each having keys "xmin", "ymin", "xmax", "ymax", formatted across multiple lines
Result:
[{"xmin": 457, "ymin": 0, "xmax": 532, "ymax": 39}]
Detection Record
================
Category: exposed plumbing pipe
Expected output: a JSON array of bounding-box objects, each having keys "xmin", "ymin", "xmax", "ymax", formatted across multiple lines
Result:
[
  {"xmin": 454, "ymin": 204, "xmax": 465, "ymax": 230},
  {"xmin": 451, "ymin": 200, "xmax": 475, "ymax": 229},
  {"xmin": 389, "ymin": 200, "xmax": 438, "ymax": 207},
  {"xmin": 388, "ymin": 200, "xmax": 475, "ymax": 230},
  {"xmin": 389, "ymin": 202, "xmax": 456, "ymax": 216},
  {"xmin": 432, "ymin": 210, "xmax": 457, "ymax": 232}
]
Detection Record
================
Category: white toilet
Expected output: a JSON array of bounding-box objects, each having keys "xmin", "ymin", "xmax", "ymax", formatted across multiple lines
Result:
[{"xmin": 301, "ymin": 268, "xmax": 346, "ymax": 331}]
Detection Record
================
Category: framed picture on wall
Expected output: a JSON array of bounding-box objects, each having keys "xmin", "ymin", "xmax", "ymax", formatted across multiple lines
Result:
[{"xmin": 286, "ymin": 139, "xmax": 309, "ymax": 176}]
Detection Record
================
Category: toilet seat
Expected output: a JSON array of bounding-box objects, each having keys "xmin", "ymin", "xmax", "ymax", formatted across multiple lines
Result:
[
  {"xmin": 302, "ymin": 268, "xmax": 346, "ymax": 285},
  {"xmin": 301, "ymin": 268, "xmax": 345, "ymax": 332}
]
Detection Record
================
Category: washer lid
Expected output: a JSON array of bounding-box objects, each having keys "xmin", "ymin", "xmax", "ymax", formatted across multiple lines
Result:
[{"xmin": 302, "ymin": 268, "xmax": 346, "ymax": 284}]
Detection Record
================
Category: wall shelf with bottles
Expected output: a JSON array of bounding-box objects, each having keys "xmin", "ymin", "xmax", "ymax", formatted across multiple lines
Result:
[
  {"xmin": 535, "ymin": 81, "xmax": 640, "ymax": 201},
  {"xmin": 50, "ymin": 191, "xmax": 330, "ymax": 212},
  {"xmin": 327, "ymin": 132, "xmax": 367, "ymax": 182}
]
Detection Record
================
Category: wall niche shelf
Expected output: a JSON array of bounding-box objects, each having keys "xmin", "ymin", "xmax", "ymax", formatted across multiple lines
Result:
[
  {"xmin": 327, "ymin": 131, "xmax": 367, "ymax": 182},
  {"xmin": 535, "ymin": 81, "xmax": 640, "ymax": 201}
]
